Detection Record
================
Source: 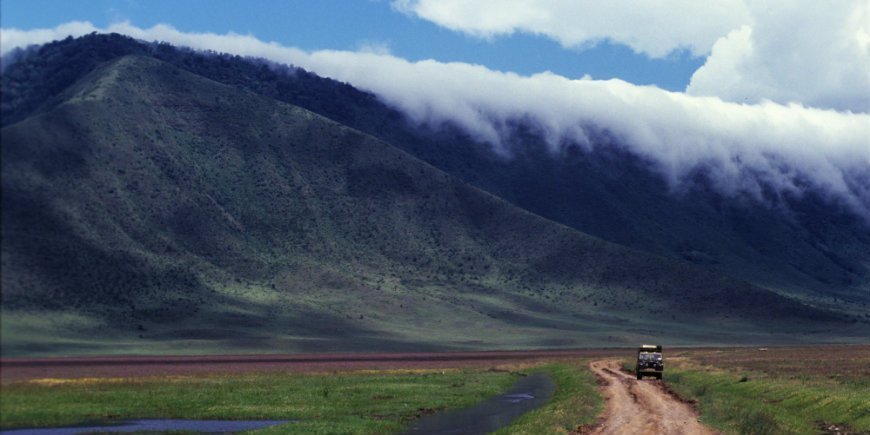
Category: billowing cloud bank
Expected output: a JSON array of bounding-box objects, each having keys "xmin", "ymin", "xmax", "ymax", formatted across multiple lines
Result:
[
  {"xmin": 392, "ymin": 0, "xmax": 751, "ymax": 58},
  {"xmin": 687, "ymin": 2, "xmax": 870, "ymax": 113},
  {"xmin": 395, "ymin": 0, "xmax": 870, "ymax": 113},
  {"xmin": 1, "ymin": 22, "xmax": 869, "ymax": 218}
]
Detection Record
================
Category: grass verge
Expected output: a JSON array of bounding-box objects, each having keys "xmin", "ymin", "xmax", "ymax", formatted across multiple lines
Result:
[
  {"xmin": 496, "ymin": 360, "xmax": 603, "ymax": 434},
  {"xmin": 663, "ymin": 360, "xmax": 870, "ymax": 434},
  {"xmin": 0, "ymin": 368, "xmax": 516, "ymax": 434}
]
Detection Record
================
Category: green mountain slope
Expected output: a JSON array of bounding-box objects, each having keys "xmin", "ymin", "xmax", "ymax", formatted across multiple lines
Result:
[
  {"xmin": 4, "ymin": 34, "xmax": 867, "ymax": 319},
  {"xmin": 1, "ymin": 56, "xmax": 861, "ymax": 356}
]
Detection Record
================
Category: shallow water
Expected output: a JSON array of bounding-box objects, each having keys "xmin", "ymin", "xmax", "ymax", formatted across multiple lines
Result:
[
  {"xmin": 403, "ymin": 373, "xmax": 556, "ymax": 434},
  {"xmin": 0, "ymin": 419, "xmax": 289, "ymax": 434}
]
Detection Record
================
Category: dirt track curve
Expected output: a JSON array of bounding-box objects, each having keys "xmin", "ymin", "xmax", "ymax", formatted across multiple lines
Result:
[{"xmin": 587, "ymin": 360, "xmax": 714, "ymax": 435}]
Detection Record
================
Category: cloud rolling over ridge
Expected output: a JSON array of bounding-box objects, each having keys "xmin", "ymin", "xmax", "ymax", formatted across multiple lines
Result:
[
  {"xmin": 2, "ymin": 21, "xmax": 869, "ymax": 219},
  {"xmin": 395, "ymin": 0, "xmax": 870, "ymax": 113}
]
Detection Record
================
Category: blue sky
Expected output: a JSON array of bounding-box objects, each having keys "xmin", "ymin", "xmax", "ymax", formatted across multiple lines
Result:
[{"xmin": 1, "ymin": 0, "xmax": 703, "ymax": 90}]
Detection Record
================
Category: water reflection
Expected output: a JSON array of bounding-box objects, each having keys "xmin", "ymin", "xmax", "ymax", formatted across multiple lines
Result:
[{"xmin": 403, "ymin": 373, "xmax": 555, "ymax": 434}]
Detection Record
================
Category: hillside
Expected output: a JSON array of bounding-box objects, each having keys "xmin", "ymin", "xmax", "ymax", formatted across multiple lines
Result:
[
  {"xmin": 2, "ymin": 54, "xmax": 861, "ymax": 356},
  {"xmin": 4, "ymin": 34, "xmax": 867, "ymax": 318}
]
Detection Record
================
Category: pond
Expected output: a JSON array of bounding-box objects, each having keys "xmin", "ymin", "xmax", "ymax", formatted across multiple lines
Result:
[{"xmin": 403, "ymin": 372, "xmax": 556, "ymax": 434}]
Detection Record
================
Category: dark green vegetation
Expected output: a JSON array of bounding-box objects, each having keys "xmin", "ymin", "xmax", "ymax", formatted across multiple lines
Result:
[
  {"xmin": 2, "ymin": 35, "xmax": 868, "ymax": 355},
  {"xmin": 0, "ymin": 368, "xmax": 516, "ymax": 433},
  {"xmin": 662, "ymin": 346, "xmax": 870, "ymax": 434}
]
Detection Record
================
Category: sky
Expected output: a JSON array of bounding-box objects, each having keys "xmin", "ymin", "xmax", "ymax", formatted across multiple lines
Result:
[
  {"xmin": 1, "ymin": 0, "xmax": 869, "ymax": 218},
  {"xmin": 1, "ymin": 0, "xmax": 705, "ymax": 90}
]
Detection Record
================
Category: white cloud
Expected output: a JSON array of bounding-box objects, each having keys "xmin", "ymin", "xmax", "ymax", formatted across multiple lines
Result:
[
  {"xmin": 0, "ymin": 21, "xmax": 309, "ymax": 60},
  {"xmin": 1, "ymin": 21, "xmax": 100, "ymax": 54},
  {"xmin": 688, "ymin": 1, "xmax": 870, "ymax": 113},
  {"xmin": 391, "ymin": 0, "xmax": 751, "ymax": 58},
  {"xmin": 1, "ymin": 22, "xmax": 869, "ymax": 218},
  {"xmin": 356, "ymin": 40, "xmax": 392, "ymax": 55},
  {"xmin": 392, "ymin": 0, "xmax": 870, "ymax": 113}
]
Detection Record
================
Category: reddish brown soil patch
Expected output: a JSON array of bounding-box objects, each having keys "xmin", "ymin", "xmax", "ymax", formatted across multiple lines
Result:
[{"xmin": 0, "ymin": 349, "xmax": 616, "ymax": 383}]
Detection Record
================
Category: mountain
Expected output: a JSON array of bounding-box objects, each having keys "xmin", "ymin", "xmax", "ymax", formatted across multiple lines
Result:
[
  {"xmin": 5, "ymin": 34, "xmax": 867, "ymax": 317},
  {"xmin": 1, "ymin": 38, "xmax": 867, "ymax": 355}
]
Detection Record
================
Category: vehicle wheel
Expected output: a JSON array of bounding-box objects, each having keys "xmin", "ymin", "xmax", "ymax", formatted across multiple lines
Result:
[
  {"xmin": 656, "ymin": 373, "xmax": 662, "ymax": 380},
  {"xmin": 636, "ymin": 373, "xmax": 642, "ymax": 380}
]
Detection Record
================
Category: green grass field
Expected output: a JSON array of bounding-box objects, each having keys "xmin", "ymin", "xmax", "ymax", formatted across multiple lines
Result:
[
  {"xmin": 662, "ymin": 347, "xmax": 870, "ymax": 435},
  {"xmin": 1, "ymin": 368, "xmax": 514, "ymax": 433},
  {"xmin": 0, "ymin": 360, "xmax": 602, "ymax": 434}
]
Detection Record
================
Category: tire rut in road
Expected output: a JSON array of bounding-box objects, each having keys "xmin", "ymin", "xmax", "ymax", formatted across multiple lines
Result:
[{"xmin": 585, "ymin": 359, "xmax": 714, "ymax": 435}]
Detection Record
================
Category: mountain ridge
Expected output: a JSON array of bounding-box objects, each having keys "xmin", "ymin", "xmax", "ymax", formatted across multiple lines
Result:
[
  {"xmin": 1, "ymin": 49, "xmax": 867, "ymax": 355},
  {"xmin": 3, "ymin": 37, "xmax": 867, "ymax": 312},
  {"xmin": 5, "ymin": 33, "xmax": 862, "ymax": 312}
]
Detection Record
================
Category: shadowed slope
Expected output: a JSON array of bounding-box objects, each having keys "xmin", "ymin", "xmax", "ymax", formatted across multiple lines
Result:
[
  {"xmin": 1, "ymin": 55, "xmax": 860, "ymax": 356},
  {"xmin": 3, "ymin": 34, "xmax": 868, "ymax": 316}
]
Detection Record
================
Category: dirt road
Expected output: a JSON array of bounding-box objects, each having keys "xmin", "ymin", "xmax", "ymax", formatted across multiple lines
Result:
[{"xmin": 587, "ymin": 360, "xmax": 714, "ymax": 435}]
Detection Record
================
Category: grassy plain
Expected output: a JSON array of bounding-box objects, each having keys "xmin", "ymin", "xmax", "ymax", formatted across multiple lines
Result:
[
  {"xmin": 5, "ymin": 346, "xmax": 865, "ymax": 433},
  {"xmin": 0, "ymin": 368, "xmax": 515, "ymax": 433},
  {"xmin": 660, "ymin": 346, "xmax": 870, "ymax": 434},
  {"xmin": 0, "ymin": 358, "xmax": 605, "ymax": 434}
]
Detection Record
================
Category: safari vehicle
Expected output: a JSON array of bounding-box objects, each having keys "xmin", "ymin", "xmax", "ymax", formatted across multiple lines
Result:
[{"xmin": 636, "ymin": 344, "xmax": 663, "ymax": 380}]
